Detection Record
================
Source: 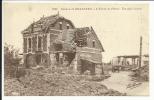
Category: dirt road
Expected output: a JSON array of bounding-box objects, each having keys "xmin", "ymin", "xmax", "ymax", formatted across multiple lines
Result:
[{"xmin": 101, "ymin": 71, "xmax": 149, "ymax": 96}]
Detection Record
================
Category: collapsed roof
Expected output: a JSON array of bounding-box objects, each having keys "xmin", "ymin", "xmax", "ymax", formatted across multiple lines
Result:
[{"xmin": 21, "ymin": 14, "xmax": 75, "ymax": 34}]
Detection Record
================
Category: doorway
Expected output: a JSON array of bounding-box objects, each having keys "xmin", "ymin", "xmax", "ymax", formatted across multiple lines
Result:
[{"xmin": 36, "ymin": 54, "xmax": 42, "ymax": 65}]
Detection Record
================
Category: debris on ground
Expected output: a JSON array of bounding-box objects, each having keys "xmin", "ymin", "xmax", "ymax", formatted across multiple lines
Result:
[
  {"xmin": 4, "ymin": 67, "xmax": 126, "ymax": 96},
  {"xmin": 127, "ymin": 82, "xmax": 142, "ymax": 89},
  {"xmin": 131, "ymin": 64, "xmax": 149, "ymax": 82}
]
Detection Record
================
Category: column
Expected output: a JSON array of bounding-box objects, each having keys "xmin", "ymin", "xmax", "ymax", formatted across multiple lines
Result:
[
  {"xmin": 74, "ymin": 53, "xmax": 78, "ymax": 72},
  {"xmin": 47, "ymin": 34, "xmax": 50, "ymax": 52},
  {"xmin": 118, "ymin": 57, "xmax": 120, "ymax": 65},
  {"xmin": 31, "ymin": 37, "xmax": 32, "ymax": 52},
  {"xmin": 23, "ymin": 37, "xmax": 25, "ymax": 53},
  {"xmin": 37, "ymin": 35, "xmax": 38, "ymax": 51},
  {"xmin": 41, "ymin": 35, "xmax": 43, "ymax": 51},
  {"xmin": 27, "ymin": 37, "xmax": 29, "ymax": 53},
  {"xmin": 132, "ymin": 58, "xmax": 135, "ymax": 65},
  {"xmin": 124, "ymin": 57, "xmax": 127, "ymax": 66},
  {"xmin": 119, "ymin": 57, "xmax": 121, "ymax": 65},
  {"xmin": 137, "ymin": 58, "xmax": 139, "ymax": 66},
  {"xmin": 134, "ymin": 58, "xmax": 136, "ymax": 65}
]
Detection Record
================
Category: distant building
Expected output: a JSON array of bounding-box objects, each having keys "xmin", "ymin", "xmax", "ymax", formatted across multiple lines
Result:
[
  {"xmin": 21, "ymin": 14, "xmax": 104, "ymax": 74},
  {"xmin": 111, "ymin": 54, "xmax": 149, "ymax": 68}
]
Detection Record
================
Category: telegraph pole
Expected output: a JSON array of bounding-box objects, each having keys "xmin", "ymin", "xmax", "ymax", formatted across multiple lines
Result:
[{"xmin": 139, "ymin": 36, "xmax": 142, "ymax": 68}]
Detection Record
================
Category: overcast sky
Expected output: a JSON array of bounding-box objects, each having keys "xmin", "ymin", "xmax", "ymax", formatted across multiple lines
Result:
[{"xmin": 3, "ymin": 3, "xmax": 149, "ymax": 62}]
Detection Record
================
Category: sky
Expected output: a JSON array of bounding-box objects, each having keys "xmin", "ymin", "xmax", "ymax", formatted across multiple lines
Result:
[{"xmin": 3, "ymin": 3, "xmax": 149, "ymax": 62}]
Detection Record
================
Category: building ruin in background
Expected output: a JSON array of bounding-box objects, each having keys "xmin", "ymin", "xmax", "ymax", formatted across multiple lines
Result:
[
  {"xmin": 21, "ymin": 14, "xmax": 104, "ymax": 74},
  {"xmin": 111, "ymin": 54, "xmax": 149, "ymax": 71}
]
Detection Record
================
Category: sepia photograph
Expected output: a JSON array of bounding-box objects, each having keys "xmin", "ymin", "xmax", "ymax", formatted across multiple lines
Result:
[{"xmin": 3, "ymin": 2, "xmax": 149, "ymax": 96}]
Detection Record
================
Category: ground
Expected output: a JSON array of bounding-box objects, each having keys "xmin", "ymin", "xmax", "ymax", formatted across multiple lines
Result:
[
  {"xmin": 101, "ymin": 71, "xmax": 149, "ymax": 96},
  {"xmin": 4, "ymin": 67, "xmax": 126, "ymax": 96},
  {"xmin": 4, "ymin": 65, "xmax": 149, "ymax": 96}
]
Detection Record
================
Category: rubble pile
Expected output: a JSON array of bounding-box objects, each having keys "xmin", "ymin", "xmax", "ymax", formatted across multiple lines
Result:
[
  {"xmin": 4, "ymin": 78, "xmax": 29, "ymax": 96},
  {"xmin": 5, "ymin": 67, "xmax": 126, "ymax": 96},
  {"xmin": 131, "ymin": 64, "xmax": 149, "ymax": 82},
  {"xmin": 138, "ymin": 64, "xmax": 149, "ymax": 81}
]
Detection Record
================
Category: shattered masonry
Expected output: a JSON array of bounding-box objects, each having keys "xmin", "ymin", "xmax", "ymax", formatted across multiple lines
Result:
[{"xmin": 21, "ymin": 14, "xmax": 105, "ymax": 74}]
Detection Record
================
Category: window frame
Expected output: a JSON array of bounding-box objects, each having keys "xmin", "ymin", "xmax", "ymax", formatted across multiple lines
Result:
[
  {"xmin": 38, "ymin": 36, "xmax": 42, "ymax": 50},
  {"xmin": 92, "ymin": 40, "xmax": 95, "ymax": 48},
  {"xmin": 67, "ymin": 24, "xmax": 70, "ymax": 29}
]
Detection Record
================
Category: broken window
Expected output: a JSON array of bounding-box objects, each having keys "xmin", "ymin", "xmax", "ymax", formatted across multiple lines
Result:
[
  {"xmin": 59, "ymin": 53, "xmax": 63, "ymax": 64},
  {"xmin": 56, "ymin": 53, "xmax": 59, "ymax": 62},
  {"xmin": 43, "ymin": 35, "xmax": 47, "ymax": 51},
  {"xmin": 36, "ymin": 54, "xmax": 42, "ymax": 65},
  {"xmin": 50, "ymin": 34, "xmax": 58, "ymax": 43},
  {"xmin": 92, "ymin": 40, "xmax": 95, "ymax": 48},
  {"xmin": 28, "ymin": 38, "xmax": 31, "ymax": 48},
  {"xmin": 59, "ymin": 22, "xmax": 62, "ymax": 30},
  {"xmin": 54, "ymin": 43, "xmax": 62, "ymax": 51},
  {"xmin": 75, "ymin": 30, "xmax": 87, "ymax": 47},
  {"xmin": 32, "ymin": 36, "xmax": 37, "ymax": 52},
  {"xmin": 86, "ymin": 29, "xmax": 89, "ymax": 33},
  {"xmin": 38, "ymin": 36, "xmax": 42, "ymax": 50},
  {"xmin": 78, "ymin": 40, "xmax": 83, "ymax": 47},
  {"xmin": 24, "ymin": 38, "xmax": 27, "ymax": 53},
  {"xmin": 67, "ymin": 24, "xmax": 69, "ymax": 29},
  {"xmin": 50, "ymin": 24, "xmax": 54, "ymax": 27},
  {"xmin": 28, "ymin": 38, "xmax": 32, "ymax": 52}
]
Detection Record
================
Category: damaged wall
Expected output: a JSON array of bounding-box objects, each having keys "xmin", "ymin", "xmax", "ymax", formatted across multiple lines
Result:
[{"xmin": 22, "ymin": 14, "xmax": 104, "ymax": 72}]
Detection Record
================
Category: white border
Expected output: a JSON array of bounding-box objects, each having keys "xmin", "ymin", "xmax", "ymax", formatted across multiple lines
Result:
[
  {"xmin": 2, "ymin": 1, "xmax": 154, "ymax": 100},
  {"xmin": 2, "ymin": 0, "xmax": 154, "ymax": 4}
]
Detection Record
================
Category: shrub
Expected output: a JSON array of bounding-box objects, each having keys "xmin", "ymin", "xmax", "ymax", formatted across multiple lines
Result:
[{"xmin": 4, "ymin": 43, "xmax": 23, "ymax": 78}]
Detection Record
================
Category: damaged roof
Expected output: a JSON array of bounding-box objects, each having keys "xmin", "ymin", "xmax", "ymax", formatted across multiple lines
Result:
[
  {"xmin": 75, "ymin": 27, "xmax": 104, "ymax": 52},
  {"xmin": 21, "ymin": 14, "xmax": 75, "ymax": 34},
  {"xmin": 22, "ymin": 14, "xmax": 104, "ymax": 53},
  {"xmin": 53, "ymin": 27, "xmax": 104, "ymax": 52}
]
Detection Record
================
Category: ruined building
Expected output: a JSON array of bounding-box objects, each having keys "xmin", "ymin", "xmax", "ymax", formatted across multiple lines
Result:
[{"xmin": 22, "ymin": 14, "xmax": 104, "ymax": 74}]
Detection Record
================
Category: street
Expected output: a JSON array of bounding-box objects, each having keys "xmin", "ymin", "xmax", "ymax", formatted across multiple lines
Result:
[{"xmin": 101, "ymin": 71, "xmax": 149, "ymax": 96}]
